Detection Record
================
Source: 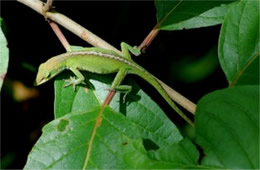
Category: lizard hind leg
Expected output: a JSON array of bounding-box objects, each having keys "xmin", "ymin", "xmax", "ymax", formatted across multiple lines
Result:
[
  {"xmin": 111, "ymin": 68, "xmax": 130, "ymax": 102},
  {"xmin": 114, "ymin": 85, "xmax": 132, "ymax": 103}
]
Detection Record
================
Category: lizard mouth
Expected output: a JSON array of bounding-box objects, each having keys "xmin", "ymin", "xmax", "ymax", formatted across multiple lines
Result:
[{"xmin": 34, "ymin": 78, "xmax": 48, "ymax": 86}]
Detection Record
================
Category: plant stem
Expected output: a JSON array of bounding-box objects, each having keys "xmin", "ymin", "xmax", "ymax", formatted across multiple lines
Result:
[
  {"xmin": 138, "ymin": 24, "xmax": 160, "ymax": 53},
  {"xmin": 47, "ymin": 20, "xmax": 71, "ymax": 52},
  {"xmin": 157, "ymin": 79, "xmax": 196, "ymax": 114}
]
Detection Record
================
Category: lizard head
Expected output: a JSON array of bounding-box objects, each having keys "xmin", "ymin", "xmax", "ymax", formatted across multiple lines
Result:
[{"xmin": 34, "ymin": 59, "xmax": 64, "ymax": 86}]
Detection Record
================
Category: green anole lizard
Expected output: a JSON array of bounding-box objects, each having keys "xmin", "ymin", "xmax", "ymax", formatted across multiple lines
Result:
[{"xmin": 35, "ymin": 42, "xmax": 194, "ymax": 127}]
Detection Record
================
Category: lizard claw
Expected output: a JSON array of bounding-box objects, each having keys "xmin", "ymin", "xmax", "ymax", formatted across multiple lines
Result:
[{"xmin": 122, "ymin": 93, "xmax": 128, "ymax": 103}]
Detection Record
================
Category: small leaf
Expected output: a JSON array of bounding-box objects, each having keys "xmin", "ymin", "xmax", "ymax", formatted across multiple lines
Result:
[
  {"xmin": 0, "ymin": 18, "xmax": 9, "ymax": 90},
  {"xmin": 195, "ymin": 85, "xmax": 259, "ymax": 169},
  {"xmin": 218, "ymin": 0, "xmax": 259, "ymax": 86},
  {"xmin": 155, "ymin": 0, "xmax": 236, "ymax": 30}
]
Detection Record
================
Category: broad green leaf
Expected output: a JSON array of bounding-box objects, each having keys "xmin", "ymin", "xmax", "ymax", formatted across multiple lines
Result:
[
  {"xmin": 195, "ymin": 85, "xmax": 259, "ymax": 169},
  {"xmin": 155, "ymin": 0, "xmax": 236, "ymax": 30},
  {"xmin": 55, "ymin": 72, "xmax": 183, "ymax": 147},
  {"xmin": 0, "ymin": 18, "xmax": 9, "ymax": 90},
  {"xmin": 118, "ymin": 79, "xmax": 183, "ymax": 147},
  {"xmin": 218, "ymin": 0, "xmax": 260, "ymax": 86},
  {"xmin": 25, "ymin": 69, "xmax": 190, "ymax": 168},
  {"xmin": 24, "ymin": 107, "xmax": 141, "ymax": 169},
  {"xmin": 24, "ymin": 107, "xmax": 198, "ymax": 169}
]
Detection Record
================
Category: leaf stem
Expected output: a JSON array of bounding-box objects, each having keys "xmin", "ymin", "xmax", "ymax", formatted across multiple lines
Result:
[
  {"xmin": 138, "ymin": 24, "xmax": 160, "ymax": 53},
  {"xmin": 138, "ymin": 0, "xmax": 183, "ymax": 52}
]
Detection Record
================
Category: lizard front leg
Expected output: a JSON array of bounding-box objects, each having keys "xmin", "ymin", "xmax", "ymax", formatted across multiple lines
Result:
[
  {"xmin": 120, "ymin": 42, "xmax": 141, "ymax": 60},
  {"xmin": 64, "ymin": 67, "xmax": 85, "ymax": 91}
]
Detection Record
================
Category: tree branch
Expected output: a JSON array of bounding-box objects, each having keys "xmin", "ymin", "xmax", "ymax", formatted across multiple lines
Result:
[{"xmin": 157, "ymin": 79, "xmax": 196, "ymax": 114}]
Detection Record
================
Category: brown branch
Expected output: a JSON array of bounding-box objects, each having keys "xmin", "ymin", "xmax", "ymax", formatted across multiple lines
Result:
[
  {"xmin": 42, "ymin": 0, "xmax": 53, "ymax": 13},
  {"xmin": 42, "ymin": 0, "xmax": 71, "ymax": 51},
  {"xmin": 157, "ymin": 79, "xmax": 196, "ymax": 114},
  {"xmin": 47, "ymin": 20, "xmax": 71, "ymax": 52},
  {"xmin": 139, "ymin": 0, "xmax": 183, "ymax": 52},
  {"xmin": 138, "ymin": 24, "xmax": 160, "ymax": 53}
]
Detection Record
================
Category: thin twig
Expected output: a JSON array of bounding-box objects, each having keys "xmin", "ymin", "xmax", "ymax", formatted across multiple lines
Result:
[
  {"xmin": 42, "ymin": 0, "xmax": 71, "ymax": 51},
  {"xmin": 138, "ymin": 24, "xmax": 160, "ymax": 53},
  {"xmin": 157, "ymin": 78, "xmax": 196, "ymax": 114},
  {"xmin": 47, "ymin": 20, "xmax": 71, "ymax": 52},
  {"xmin": 139, "ymin": 0, "xmax": 183, "ymax": 52},
  {"xmin": 42, "ymin": 0, "xmax": 53, "ymax": 13}
]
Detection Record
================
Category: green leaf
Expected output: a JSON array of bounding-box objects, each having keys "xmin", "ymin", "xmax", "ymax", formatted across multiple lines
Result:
[
  {"xmin": 25, "ymin": 70, "xmax": 190, "ymax": 168},
  {"xmin": 195, "ymin": 85, "xmax": 259, "ymax": 169},
  {"xmin": 0, "ymin": 18, "xmax": 9, "ymax": 91},
  {"xmin": 24, "ymin": 107, "xmax": 141, "ymax": 169},
  {"xmin": 218, "ymin": 0, "xmax": 260, "ymax": 86},
  {"xmin": 120, "ymin": 78, "xmax": 183, "ymax": 147},
  {"xmin": 155, "ymin": 0, "xmax": 236, "ymax": 30},
  {"xmin": 54, "ymin": 72, "xmax": 183, "ymax": 147},
  {"xmin": 25, "ymin": 105, "xmax": 197, "ymax": 169}
]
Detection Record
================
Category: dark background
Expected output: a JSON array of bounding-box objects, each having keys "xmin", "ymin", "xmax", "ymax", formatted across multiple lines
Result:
[{"xmin": 1, "ymin": 1, "xmax": 227, "ymax": 168}]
